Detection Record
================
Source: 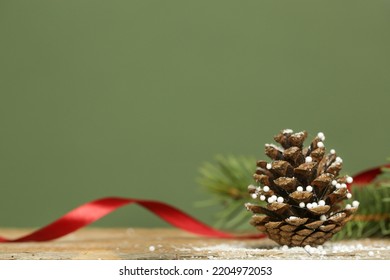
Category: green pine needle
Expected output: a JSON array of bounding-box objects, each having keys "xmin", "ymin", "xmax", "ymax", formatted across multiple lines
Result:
[{"xmin": 197, "ymin": 155, "xmax": 257, "ymax": 229}]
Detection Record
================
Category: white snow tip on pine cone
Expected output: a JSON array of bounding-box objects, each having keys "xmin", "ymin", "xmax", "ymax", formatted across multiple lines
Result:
[
  {"xmin": 317, "ymin": 132, "xmax": 325, "ymax": 141},
  {"xmin": 320, "ymin": 215, "xmax": 327, "ymax": 221},
  {"xmin": 336, "ymin": 183, "xmax": 341, "ymax": 189},
  {"xmin": 331, "ymin": 180, "xmax": 337, "ymax": 186},
  {"xmin": 317, "ymin": 141, "xmax": 324, "ymax": 148},
  {"xmin": 318, "ymin": 200, "xmax": 326, "ymax": 206},
  {"xmin": 263, "ymin": 186, "xmax": 270, "ymax": 192},
  {"xmin": 306, "ymin": 203, "xmax": 313, "ymax": 209},
  {"xmin": 335, "ymin": 157, "xmax": 343, "ymax": 163},
  {"xmin": 251, "ymin": 193, "xmax": 257, "ymax": 199},
  {"xmin": 283, "ymin": 129, "xmax": 294, "ymax": 134},
  {"xmin": 305, "ymin": 156, "xmax": 313, "ymax": 163},
  {"xmin": 346, "ymin": 176, "xmax": 353, "ymax": 184},
  {"xmin": 330, "ymin": 149, "xmax": 336, "ymax": 154},
  {"xmin": 312, "ymin": 202, "xmax": 318, "ymax": 207},
  {"xmin": 299, "ymin": 202, "xmax": 305, "ymax": 208},
  {"xmin": 352, "ymin": 200, "xmax": 360, "ymax": 208},
  {"xmin": 306, "ymin": 185, "xmax": 313, "ymax": 192},
  {"xmin": 345, "ymin": 204, "xmax": 352, "ymax": 209},
  {"xmin": 288, "ymin": 216, "xmax": 298, "ymax": 220},
  {"xmin": 266, "ymin": 163, "xmax": 272, "ymax": 170},
  {"xmin": 244, "ymin": 203, "xmax": 252, "ymax": 210},
  {"xmin": 267, "ymin": 197, "xmax": 275, "ymax": 203},
  {"xmin": 297, "ymin": 186, "xmax": 303, "ymax": 192},
  {"xmin": 346, "ymin": 193, "xmax": 352, "ymax": 199},
  {"xmin": 277, "ymin": 196, "xmax": 284, "ymax": 203},
  {"xmin": 341, "ymin": 183, "xmax": 347, "ymax": 189},
  {"xmin": 260, "ymin": 195, "xmax": 266, "ymax": 201}
]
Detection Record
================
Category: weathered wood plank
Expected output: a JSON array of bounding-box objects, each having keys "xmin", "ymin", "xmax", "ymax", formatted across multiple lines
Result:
[{"xmin": 0, "ymin": 228, "xmax": 389, "ymax": 260}]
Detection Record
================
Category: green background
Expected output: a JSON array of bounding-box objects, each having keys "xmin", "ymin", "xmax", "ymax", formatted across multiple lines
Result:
[{"xmin": 0, "ymin": 0, "xmax": 389, "ymax": 228}]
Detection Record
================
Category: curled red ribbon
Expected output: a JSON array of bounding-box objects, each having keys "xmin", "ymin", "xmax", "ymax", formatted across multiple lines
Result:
[{"xmin": 1, "ymin": 164, "xmax": 389, "ymax": 242}]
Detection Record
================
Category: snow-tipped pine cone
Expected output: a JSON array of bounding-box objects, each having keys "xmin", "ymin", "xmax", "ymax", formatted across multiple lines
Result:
[{"xmin": 245, "ymin": 129, "xmax": 359, "ymax": 247}]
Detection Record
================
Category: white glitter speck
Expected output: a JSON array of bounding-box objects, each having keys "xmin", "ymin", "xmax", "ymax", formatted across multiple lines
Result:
[
  {"xmin": 317, "ymin": 132, "xmax": 325, "ymax": 141},
  {"xmin": 305, "ymin": 156, "xmax": 313, "ymax": 163},
  {"xmin": 266, "ymin": 163, "xmax": 272, "ymax": 170}
]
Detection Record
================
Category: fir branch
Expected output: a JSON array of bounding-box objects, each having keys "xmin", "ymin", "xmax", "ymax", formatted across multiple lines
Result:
[
  {"xmin": 198, "ymin": 155, "xmax": 390, "ymax": 239},
  {"xmin": 333, "ymin": 166, "xmax": 390, "ymax": 239},
  {"xmin": 197, "ymin": 155, "xmax": 257, "ymax": 229}
]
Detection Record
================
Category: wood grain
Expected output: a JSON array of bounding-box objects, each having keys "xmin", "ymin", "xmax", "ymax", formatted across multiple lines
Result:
[{"xmin": 0, "ymin": 228, "xmax": 389, "ymax": 260}]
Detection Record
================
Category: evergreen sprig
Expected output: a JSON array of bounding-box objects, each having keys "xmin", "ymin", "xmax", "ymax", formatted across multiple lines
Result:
[
  {"xmin": 333, "ymin": 166, "xmax": 390, "ymax": 239},
  {"xmin": 197, "ymin": 156, "xmax": 390, "ymax": 239},
  {"xmin": 197, "ymin": 155, "xmax": 256, "ymax": 230}
]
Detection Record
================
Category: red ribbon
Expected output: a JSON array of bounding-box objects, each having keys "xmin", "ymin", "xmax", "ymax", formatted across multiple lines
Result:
[
  {"xmin": 1, "ymin": 165, "xmax": 388, "ymax": 242},
  {"xmin": 348, "ymin": 164, "xmax": 390, "ymax": 186}
]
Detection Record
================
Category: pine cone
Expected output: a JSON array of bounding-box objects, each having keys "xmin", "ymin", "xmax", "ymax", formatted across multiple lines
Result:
[{"xmin": 245, "ymin": 129, "xmax": 359, "ymax": 247}]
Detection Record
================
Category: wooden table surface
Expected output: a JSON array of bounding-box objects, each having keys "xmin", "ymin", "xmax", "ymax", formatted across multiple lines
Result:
[{"xmin": 0, "ymin": 228, "xmax": 389, "ymax": 260}]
